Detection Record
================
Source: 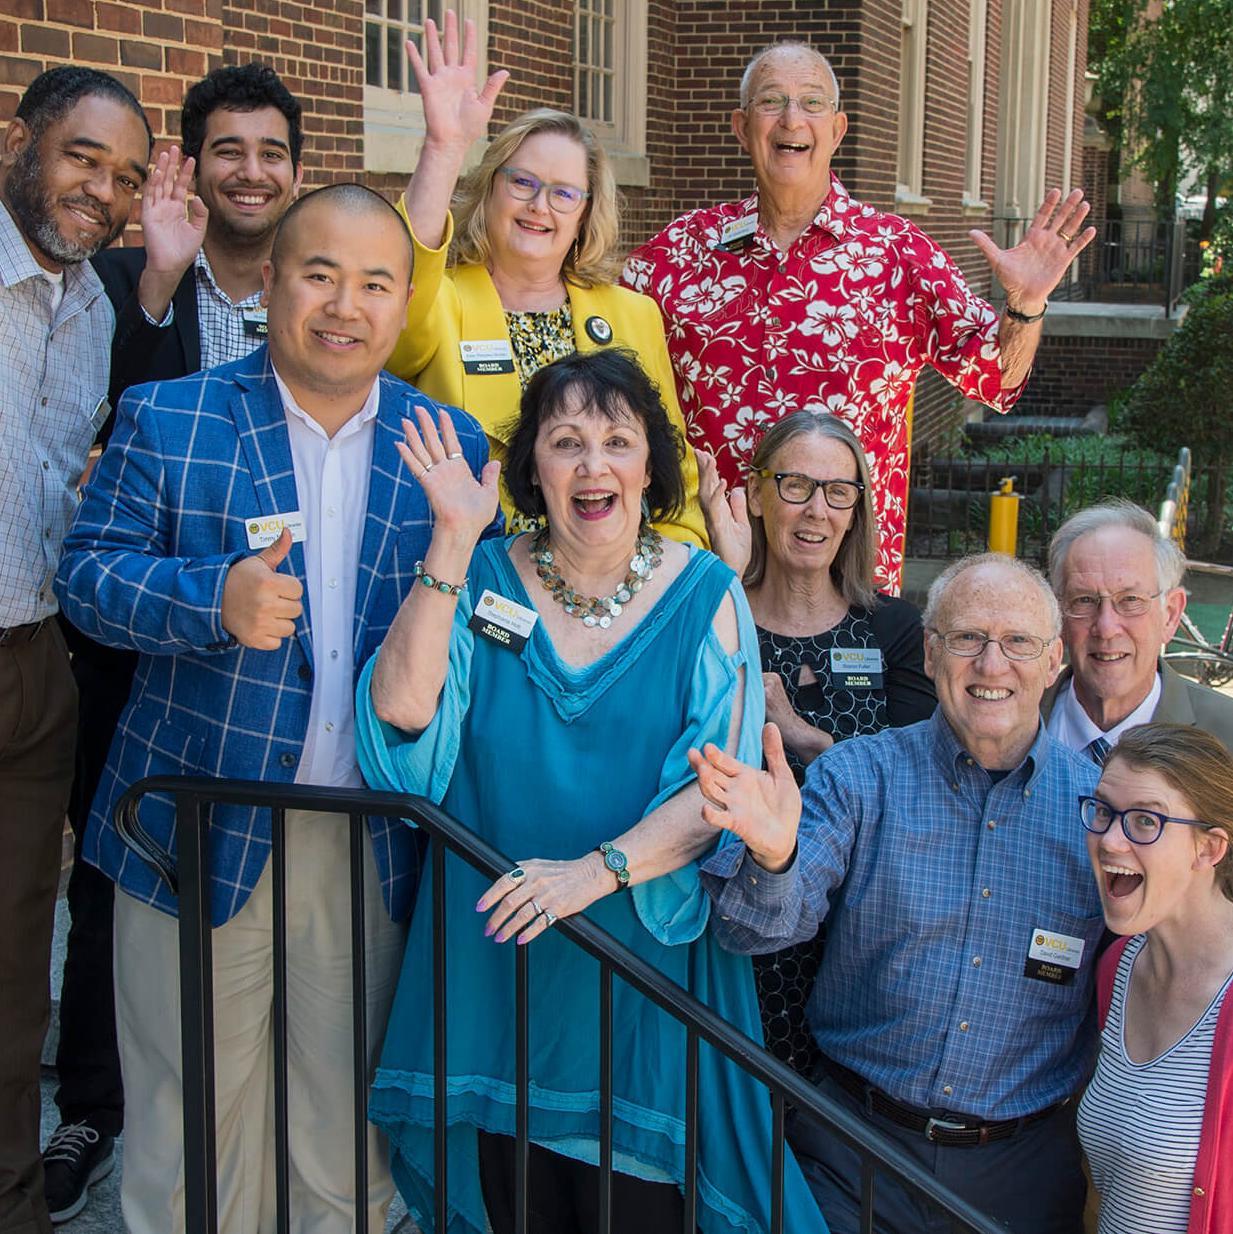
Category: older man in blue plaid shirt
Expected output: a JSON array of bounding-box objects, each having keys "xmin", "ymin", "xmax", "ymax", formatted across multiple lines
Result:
[{"xmin": 695, "ymin": 553, "xmax": 1102, "ymax": 1234}]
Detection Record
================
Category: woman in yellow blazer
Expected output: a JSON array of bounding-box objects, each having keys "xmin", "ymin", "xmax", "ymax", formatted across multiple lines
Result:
[{"xmin": 385, "ymin": 13, "xmax": 705, "ymax": 546}]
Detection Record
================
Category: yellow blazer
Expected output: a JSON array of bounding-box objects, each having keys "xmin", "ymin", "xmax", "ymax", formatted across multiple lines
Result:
[{"xmin": 387, "ymin": 209, "xmax": 706, "ymax": 547}]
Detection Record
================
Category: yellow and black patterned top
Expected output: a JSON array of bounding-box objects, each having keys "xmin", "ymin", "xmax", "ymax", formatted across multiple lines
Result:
[{"xmin": 506, "ymin": 304, "xmax": 575, "ymax": 388}]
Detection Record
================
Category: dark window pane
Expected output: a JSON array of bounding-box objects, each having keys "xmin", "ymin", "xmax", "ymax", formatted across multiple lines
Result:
[
  {"xmin": 365, "ymin": 21, "xmax": 381, "ymax": 86},
  {"xmin": 387, "ymin": 26, "xmax": 403, "ymax": 91}
]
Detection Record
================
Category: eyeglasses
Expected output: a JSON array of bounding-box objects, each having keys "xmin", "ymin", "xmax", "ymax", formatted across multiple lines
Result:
[
  {"xmin": 756, "ymin": 470, "xmax": 864, "ymax": 509},
  {"xmin": 497, "ymin": 167, "xmax": 590, "ymax": 214},
  {"xmin": 748, "ymin": 92, "xmax": 836, "ymax": 116},
  {"xmin": 1061, "ymin": 590, "xmax": 1164, "ymax": 619},
  {"xmin": 1078, "ymin": 795, "xmax": 1213, "ymax": 846},
  {"xmin": 929, "ymin": 629, "xmax": 1051, "ymax": 661}
]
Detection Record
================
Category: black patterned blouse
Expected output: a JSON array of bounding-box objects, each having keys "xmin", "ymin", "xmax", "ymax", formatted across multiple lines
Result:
[{"xmin": 752, "ymin": 595, "xmax": 936, "ymax": 1075}]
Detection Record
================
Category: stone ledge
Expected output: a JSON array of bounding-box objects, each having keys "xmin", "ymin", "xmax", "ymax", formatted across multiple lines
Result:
[{"xmin": 1036, "ymin": 301, "xmax": 1188, "ymax": 340}]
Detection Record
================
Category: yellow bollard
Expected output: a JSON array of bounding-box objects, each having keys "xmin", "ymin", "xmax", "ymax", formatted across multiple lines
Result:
[{"xmin": 988, "ymin": 477, "xmax": 1021, "ymax": 555}]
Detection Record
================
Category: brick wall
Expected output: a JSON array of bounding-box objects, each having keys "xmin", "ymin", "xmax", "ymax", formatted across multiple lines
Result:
[
  {"xmin": 1013, "ymin": 334, "xmax": 1162, "ymax": 417},
  {"xmin": 220, "ymin": 0, "xmax": 364, "ymax": 185},
  {"xmin": 0, "ymin": 0, "xmax": 222, "ymax": 169}
]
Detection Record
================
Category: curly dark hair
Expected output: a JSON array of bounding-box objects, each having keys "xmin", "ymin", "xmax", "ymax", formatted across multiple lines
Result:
[
  {"xmin": 502, "ymin": 348, "xmax": 685, "ymax": 523},
  {"xmin": 180, "ymin": 64, "xmax": 303, "ymax": 166},
  {"xmin": 16, "ymin": 66, "xmax": 151, "ymax": 152}
]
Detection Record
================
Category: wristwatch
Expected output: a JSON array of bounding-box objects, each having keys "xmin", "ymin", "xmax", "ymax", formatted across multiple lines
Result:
[{"xmin": 598, "ymin": 841, "xmax": 630, "ymax": 890}]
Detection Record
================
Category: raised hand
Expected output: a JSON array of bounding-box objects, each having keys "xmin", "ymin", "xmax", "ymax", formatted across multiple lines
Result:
[
  {"xmin": 687, "ymin": 724, "xmax": 801, "ymax": 872},
  {"xmin": 696, "ymin": 448, "xmax": 752, "ymax": 576},
  {"xmin": 220, "ymin": 528, "xmax": 304, "ymax": 651},
  {"xmin": 396, "ymin": 405, "xmax": 501, "ymax": 542},
  {"xmin": 970, "ymin": 188, "xmax": 1096, "ymax": 314},
  {"xmin": 408, "ymin": 10, "xmax": 509, "ymax": 153},
  {"xmin": 141, "ymin": 145, "xmax": 207, "ymax": 277}
]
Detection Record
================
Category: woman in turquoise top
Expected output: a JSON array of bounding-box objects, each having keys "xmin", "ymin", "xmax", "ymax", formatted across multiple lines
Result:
[{"xmin": 355, "ymin": 349, "xmax": 826, "ymax": 1233}]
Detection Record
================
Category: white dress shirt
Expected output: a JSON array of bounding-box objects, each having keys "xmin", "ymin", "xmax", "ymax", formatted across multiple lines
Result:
[
  {"xmin": 272, "ymin": 365, "xmax": 378, "ymax": 788},
  {"xmin": 1047, "ymin": 671, "xmax": 1163, "ymax": 753}
]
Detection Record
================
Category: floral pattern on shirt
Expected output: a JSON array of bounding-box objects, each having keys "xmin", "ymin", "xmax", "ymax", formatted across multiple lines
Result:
[{"xmin": 624, "ymin": 175, "xmax": 1024, "ymax": 586}]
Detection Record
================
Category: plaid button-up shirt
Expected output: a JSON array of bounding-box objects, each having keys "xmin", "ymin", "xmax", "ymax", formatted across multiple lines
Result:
[
  {"xmin": 702, "ymin": 710, "xmax": 1104, "ymax": 1121},
  {"xmin": 194, "ymin": 249, "xmax": 265, "ymax": 370},
  {"xmin": 0, "ymin": 201, "xmax": 114, "ymax": 625}
]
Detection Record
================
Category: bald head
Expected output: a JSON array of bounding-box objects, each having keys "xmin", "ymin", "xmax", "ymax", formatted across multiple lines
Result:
[
  {"xmin": 271, "ymin": 182, "xmax": 412, "ymax": 283},
  {"xmin": 739, "ymin": 43, "xmax": 840, "ymax": 109}
]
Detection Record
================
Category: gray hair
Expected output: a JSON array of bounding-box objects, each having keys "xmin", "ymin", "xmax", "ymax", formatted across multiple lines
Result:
[
  {"xmin": 744, "ymin": 411, "xmax": 877, "ymax": 608},
  {"xmin": 738, "ymin": 43, "xmax": 841, "ymax": 110},
  {"xmin": 922, "ymin": 552, "xmax": 1062, "ymax": 639},
  {"xmin": 1048, "ymin": 499, "xmax": 1186, "ymax": 596}
]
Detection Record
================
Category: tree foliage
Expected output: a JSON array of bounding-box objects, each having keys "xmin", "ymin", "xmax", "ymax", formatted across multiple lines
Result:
[
  {"xmin": 1120, "ymin": 291, "xmax": 1233, "ymax": 548},
  {"xmin": 1090, "ymin": 0, "xmax": 1233, "ymax": 225}
]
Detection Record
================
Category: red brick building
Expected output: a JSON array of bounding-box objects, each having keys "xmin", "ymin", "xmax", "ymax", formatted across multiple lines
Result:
[{"xmin": 0, "ymin": 0, "xmax": 1091, "ymax": 451}]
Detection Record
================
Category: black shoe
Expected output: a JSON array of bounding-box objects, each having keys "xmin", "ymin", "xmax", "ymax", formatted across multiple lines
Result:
[{"xmin": 42, "ymin": 1121, "xmax": 115, "ymax": 1224}]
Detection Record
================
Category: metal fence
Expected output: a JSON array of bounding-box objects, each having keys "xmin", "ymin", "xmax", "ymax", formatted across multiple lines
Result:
[
  {"xmin": 906, "ymin": 448, "xmax": 1224, "ymax": 565},
  {"xmin": 114, "ymin": 775, "xmax": 1009, "ymax": 1234},
  {"xmin": 991, "ymin": 215, "xmax": 1196, "ymax": 316}
]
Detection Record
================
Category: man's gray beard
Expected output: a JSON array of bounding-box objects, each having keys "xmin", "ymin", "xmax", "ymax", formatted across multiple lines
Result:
[{"xmin": 4, "ymin": 141, "xmax": 124, "ymax": 265}]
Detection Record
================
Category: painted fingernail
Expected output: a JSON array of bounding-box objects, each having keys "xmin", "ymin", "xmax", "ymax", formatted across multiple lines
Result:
[{"xmin": 484, "ymin": 923, "xmax": 495, "ymax": 937}]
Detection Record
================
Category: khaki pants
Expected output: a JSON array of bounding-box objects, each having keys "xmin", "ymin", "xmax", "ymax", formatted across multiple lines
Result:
[
  {"xmin": 114, "ymin": 810, "xmax": 407, "ymax": 1234},
  {"xmin": 0, "ymin": 621, "xmax": 76, "ymax": 1234}
]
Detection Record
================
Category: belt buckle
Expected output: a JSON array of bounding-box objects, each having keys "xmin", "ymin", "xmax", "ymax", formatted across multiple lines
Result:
[{"xmin": 924, "ymin": 1116, "xmax": 969, "ymax": 1143}]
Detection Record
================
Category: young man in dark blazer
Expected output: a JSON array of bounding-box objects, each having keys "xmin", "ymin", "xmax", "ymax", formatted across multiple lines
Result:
[{"xmin": 44, "ymin": 63, "xmax": 303, "ymax": 1225}]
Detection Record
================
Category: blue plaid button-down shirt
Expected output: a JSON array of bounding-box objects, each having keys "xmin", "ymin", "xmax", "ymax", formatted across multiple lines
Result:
[{"xmin": 702, "ymin": 710, "xmax": 1104, "ymax": 1120}]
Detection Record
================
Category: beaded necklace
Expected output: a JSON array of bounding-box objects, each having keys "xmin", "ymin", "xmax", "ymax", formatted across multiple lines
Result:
[{"xmin": 530, "ymin": 524, "xmax": 663, "ymax": 628}]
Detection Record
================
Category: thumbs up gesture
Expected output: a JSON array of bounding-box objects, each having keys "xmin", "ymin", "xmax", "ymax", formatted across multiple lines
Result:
[{"xmin": 221, "ymin": 528, "xmax": 305, "ymax": 650}]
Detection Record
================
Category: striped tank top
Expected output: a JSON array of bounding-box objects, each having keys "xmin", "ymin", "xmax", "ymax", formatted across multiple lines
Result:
[{"xmin": 1077, "ymin": 933, "xmax": 1231, "ymax": 1234}]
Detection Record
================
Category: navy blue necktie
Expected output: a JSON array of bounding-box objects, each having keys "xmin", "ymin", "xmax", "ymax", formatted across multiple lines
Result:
[{"xmin": 1086, "ymin": 736, "xmax": 1112, "ymax": 767}]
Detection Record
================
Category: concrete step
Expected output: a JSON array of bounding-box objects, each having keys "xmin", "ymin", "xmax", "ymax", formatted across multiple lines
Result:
[{"xmin": 963, "ymin": 405, "xmax": 1108, "ymax": 445}]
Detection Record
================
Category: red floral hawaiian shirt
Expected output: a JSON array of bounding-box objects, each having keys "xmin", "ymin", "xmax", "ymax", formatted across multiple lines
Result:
[{"xmin": 624, "ymin": 175, "xmax": 1025, "ymax": 587}]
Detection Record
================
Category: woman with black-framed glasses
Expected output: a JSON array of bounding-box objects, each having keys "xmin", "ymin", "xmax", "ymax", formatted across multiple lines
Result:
[
  {"xmin": 1076, "ymin": 723, "xmax": 1233, "ymax": 1234},
  {"xmin": 696, "ymin": 410, "xmax": 935, "ymax": 1075}
]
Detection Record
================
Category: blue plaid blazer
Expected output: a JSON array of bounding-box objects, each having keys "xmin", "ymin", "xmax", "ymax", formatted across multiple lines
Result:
[{"xmin": 56, "ymin": 345, "xmax": 497, "ymax": 926}]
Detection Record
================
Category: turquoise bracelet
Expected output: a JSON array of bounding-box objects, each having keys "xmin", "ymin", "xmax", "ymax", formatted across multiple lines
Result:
[{"xmin": 414, "ymin": 561, "xmax": 466, "ymax": 596}]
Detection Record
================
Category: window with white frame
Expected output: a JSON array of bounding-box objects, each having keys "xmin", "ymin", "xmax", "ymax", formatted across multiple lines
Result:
[
  {"xmin": 363, "ymin": 0, "xmax": 489, "ymax": 175},
  {"xmin": 896, "ymin": 0, "xmax": 929, "ymax": 211},
  {"xmin": 573, "ymin": 0, "xmax": 649, "ymax": 186},
  {"xmin": 964, "ymin": 0, "xmax": 989, "ymax": 209}
]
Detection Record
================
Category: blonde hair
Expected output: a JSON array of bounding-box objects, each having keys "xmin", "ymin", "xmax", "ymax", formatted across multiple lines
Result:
[
  {"xmin": 1109, "ymin": 724, "xmax": 1233, "ymax": 903},
  {"xmin": 744, "ymin": 411, "xmax": 877, "ymax": 609},
  {"xmin": 449, "ymin": 108, "xmax": 622, "ymax": 288}
]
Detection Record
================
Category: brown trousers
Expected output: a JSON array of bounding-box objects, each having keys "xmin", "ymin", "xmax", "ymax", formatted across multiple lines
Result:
[{"xmin": 0, "ymin": 622, "xmax": 77, "ymax": 1234}]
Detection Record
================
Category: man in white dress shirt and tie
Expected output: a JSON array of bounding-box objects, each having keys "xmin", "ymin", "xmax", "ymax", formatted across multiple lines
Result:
[{"xmin": 1042, "ymin": 500, "xmax": 1233, "ymax": 760}]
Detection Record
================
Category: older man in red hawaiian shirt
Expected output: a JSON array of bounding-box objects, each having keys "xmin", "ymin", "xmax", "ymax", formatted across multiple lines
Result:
[{"xmin": 624, "ymin": 43, "xmax": 1092, "ymax": 587}]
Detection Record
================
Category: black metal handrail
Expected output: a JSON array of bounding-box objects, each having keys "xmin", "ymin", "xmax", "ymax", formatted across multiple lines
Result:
[{"xmin": 115, "ymin": 775, "xmax": 1009, "ymax": 1234}]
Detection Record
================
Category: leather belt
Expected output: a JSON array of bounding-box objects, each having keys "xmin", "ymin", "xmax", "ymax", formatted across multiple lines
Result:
[
  {"xmin": 0, "ymin": 619, "xmax": 50, "ymax": 647},
  {"xmin": 823, "ymin": 1056, "xmax": 1066, "ymax": 1148}
]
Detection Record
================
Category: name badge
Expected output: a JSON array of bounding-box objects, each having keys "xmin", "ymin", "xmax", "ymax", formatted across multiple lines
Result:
[
  {"xmin": 460, "ymin": 339, "xmax": 515, "ymax": 375},
  {"xmin": 245, "ymin": 511, "xmax": 306, "ymax": 550},
  {"xmin": 468, "ymin": 588, "xmax": 538, "ymax": 653},
  {"xmin": 1024, "ymin": 927, "xmax": 1086, "ymax": 985},
  {"xmin": 717, "ymin": 214, "xmax": 758, "ymax": 251},
  {"xmin": 242, "ymin": 308, "xmax": 268, "ymax": 338},
  {"xmin": 829, "ymin": 646, "xmax": 884, "ymax": 690}
]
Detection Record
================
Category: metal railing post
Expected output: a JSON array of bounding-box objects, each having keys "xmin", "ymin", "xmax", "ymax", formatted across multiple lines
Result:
[
  {"xmin": 349, "ymin": 813, "xmax": 370, "ymax": 1234},
  {"xmin": 176, "ymin": 790, "xmax": 219, "ymax": 1234}
]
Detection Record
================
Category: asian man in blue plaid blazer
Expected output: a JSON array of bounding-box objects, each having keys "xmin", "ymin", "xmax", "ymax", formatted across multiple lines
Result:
[{"xmin": 55, "ymin": 185, "xmax": 500, "ymax": 1233}]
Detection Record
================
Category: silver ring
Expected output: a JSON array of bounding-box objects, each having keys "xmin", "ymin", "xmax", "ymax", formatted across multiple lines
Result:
[
  {"xmin": 508, "ymin": 867, "xmax": 526, "ymax": 882},
  {"xmin": 422, "ymin": 461, "xmax": 435, "ymax": 474},
  {"xmin": 532, "ymin": 900, "xmax": 544, "ymax": 916},
  {"xmin": 446, "ymin": 452, "xmax": 464, "ymax": 460},
  {"xmin": 542, "ymin": 910, "xmax": 557, "ymax": 927}
]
